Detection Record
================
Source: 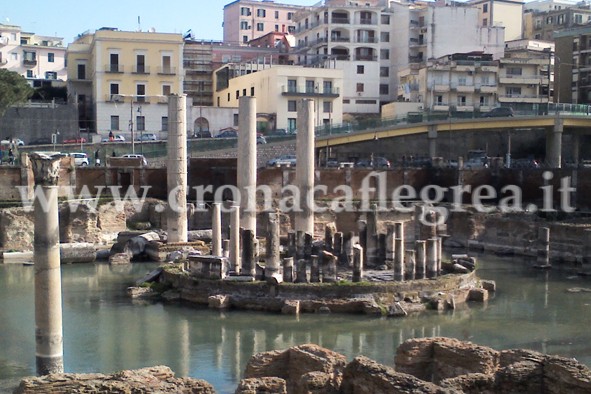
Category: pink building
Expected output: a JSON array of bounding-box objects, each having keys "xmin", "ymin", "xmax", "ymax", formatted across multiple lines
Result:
[{"xmin": 223, "ymin": 0, "xmax": 304, "ymax": 45}]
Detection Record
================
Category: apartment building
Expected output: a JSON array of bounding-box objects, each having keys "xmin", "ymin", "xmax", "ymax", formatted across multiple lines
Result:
[
  {"xmin": 523, "ymin": 6, "xmax": 591, "ymax": 41},
  {"xmin": 223, "ymin": 0, "xmax": 303, "ymax": 45},
  {"xmin": 467, "ymin": 0, "xmax": 525, "ymax": 41},
  {"xmin": 213, "ymin": 63, "xmax": 343, "ymax": 132},
  {"xmin": 398, "ymin": 53, "xmax": 499, "ymax": 115},
  {"xmin": 0, "ymin": 23, "xmax": 66, "ymax": 88},
  {"xmin": 293, "ymin": 0, "xmax": 391, "ymax": 114},
  {"xmin": 498, "ymin": 39, "xmax": 552, "ymax": 111},
  {"xmin": 66, "ymin": 28, "xmax": 183, "ymax": 138},
  {"xmin": 554, "ymin": 25, "xmax": 591, "ymax": 104}
]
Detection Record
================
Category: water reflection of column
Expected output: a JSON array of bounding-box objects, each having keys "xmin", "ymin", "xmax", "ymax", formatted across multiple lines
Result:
[
  {"xmin": 234, "ymin": 330, "xmax": 241, "ymax": 383},
  {"xmin": 178, "ymin": 319, "xmax": 190, "ymax": 377},
  {"xmin": 216, "ymin": 326, "xmax": 225, "ymax": 368},
  {"xmin": 544, "ymin": 271, "xmax": 549, "ymax": 309},
  {"xmin": 31, "ymin": 154, "xmax": 64, "ymax": 375}
]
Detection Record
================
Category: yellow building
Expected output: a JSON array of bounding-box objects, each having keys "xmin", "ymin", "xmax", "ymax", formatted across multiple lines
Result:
[
  {"xmin": 213, "ymin": 63, "xmax": 343, "ymax": 133},
  {"xmin": 67, "ymin": 27, "xmax": 183, "ymax": 140}
]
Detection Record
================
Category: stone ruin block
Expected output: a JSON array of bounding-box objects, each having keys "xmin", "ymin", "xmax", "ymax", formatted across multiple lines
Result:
[{"xmin": 188, "ymin": 255, "xmax": 228, "ymax": 280}]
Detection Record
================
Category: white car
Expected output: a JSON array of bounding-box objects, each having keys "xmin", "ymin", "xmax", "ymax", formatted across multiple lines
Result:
[
  {"xmin": 101, "ymin": 135, "xmax": 125, "ymax": 142},
  {"xmin": 69, "ymin": 152, "xmax": 89, "ymax": 166},
  {"xmin": 121, "ymin": 154, "xmax": 148, "ymax": 165},
  {"xmin": 1, "ymin": 138, "xmax": 25, "ymax": 146}
]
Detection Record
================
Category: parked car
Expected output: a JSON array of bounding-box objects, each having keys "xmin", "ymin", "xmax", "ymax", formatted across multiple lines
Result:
[
  {"xmin": 511, "ymin": 158, "xmax": 540, "ymax": 169},
  {"xmin": 325, "ymin": 159, "xmax": 339, "ymax": 168},
  {"xmin": 355, "ymin": 156, "xmax": 391, "ymax": 169},
  {"xmin": 257, "ymin": 135, "xmax": 267, "ymax": 145},
  {"xmin": 101, "ymin": 135, "xmax": 125, "ymax": 142},
  {"xmin": 267, "ymin": 154, "xmax": 296, "ymax": 167},
  {"xmin": 29, "ymin": 137, "xmax": 53, "ymax": 145},
  {"xmin": 68, "ymin": 152, "xmax": 89, "ymax": 166},
  {"xmin": 135, "ymin": 133, "xmax": 157, "ymax": 142},
  {"xmin": 464, "ymin": 157, "xmax": 489, "ymax": 169},
  {"xmin": 63, "ymin": 137, "xmax": 87, "ymax": 144},
  {"xmin": 0, "ymin": 138, "xmax": 25, "ymax": 146},
  {"xmin": 268, "ymin": 128, "xmax": 288, "ymax": 136},
  {"xmin": 481, "ymin": 107, "xmax": 514, "ymax": 118},
  {"xmin": 216, "ymin": 129, "xmax": 238, "ymax": 138},
  {"xmin": 121, "ymin": 154, "xmax": 148, "ymax": 165}
]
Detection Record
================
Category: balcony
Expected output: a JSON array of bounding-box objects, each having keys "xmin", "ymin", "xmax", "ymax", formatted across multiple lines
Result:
[
  {"xmin": 409, "ymin": 38, "xmax": 425, "ymax": 47},
  {"xmin": 23, "ymin": 59, "xmax": 37, "ymax": 66},
  {"xmin": 281, "ymin": 85, "xmax": 340, "ymax": 97},
  {"xmin": 158, "ymin": 66, "xmax": 176, "ymax": 75},
  {"xmin": 479, "ymin": 63, "xmax": 498, "ymax": 72},
  {"xmin": 433, "ymin": 84, "xmax": 449, "ymax": 92},
  {"xmin": 455, "ymin": 105, "xmax": 474, "ymax": 112},
  {"xmin": 132, "ymin": 65, "xmax": 150, "ymax": 74},
  {"xmin": 331, "ymin": 36, "xmax": 350, "ymax": 43},
  {"xmin": 480, "ymin": 85, "xmax": 497, "ymax": 93},
  {"xmin": 359, "ymin": 18, "xmax": 376, "ymax": 25},
  {"xmin": 354, "ymin": 54, "xmax": 377, "ymax": 61},
  {"xmin": 499, "ymin": 75, "xmax": 548, "ymax": 84},
  {"xmin": 457, "ymin": 85, "xmax": 475, "ymax": 93},
  {"xmin": 432, "ymin": 104, "xmax": 449, "ymax": 111},
  {"xmin": 498, "ymin": 94, "xmax": 547, "ymax": 103},
  {"xmin": 133, "ymin": 95, "xmax": 149, "ymax": 104},
  {"xmin": 355, "ymin": 37, "xmax": 378, "ymax": 44},
  {"xmin": 105, "ymin": 64, "xmax": 124, "ymax": 73},
  {"xmin": 331, "ymin": 17, "xmax": 350, "ymax": 24},
  {"xmin": 105, "ymin": 94, "xmax": 124, "ymax": 103},
  {"xmin": 455, "ymin": 65, "xmax": 475, "ymax": 72}
]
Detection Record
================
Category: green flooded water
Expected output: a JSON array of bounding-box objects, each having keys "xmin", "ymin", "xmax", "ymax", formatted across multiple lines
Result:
[{"xmin": 1, "ymin": 254, "xmax": 590, "ymax": 393}]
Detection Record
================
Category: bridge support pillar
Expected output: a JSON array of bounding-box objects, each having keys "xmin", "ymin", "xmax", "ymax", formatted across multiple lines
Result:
[
  {"xmin": 546, "ymin": 116, "xmax": 563, "ymax": 168},
  {"xmin": 428, "ymin": 126, "xmax": 438, "ymax": 158}
]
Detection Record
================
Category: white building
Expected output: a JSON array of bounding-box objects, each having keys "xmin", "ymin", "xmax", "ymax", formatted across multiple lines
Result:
[
  {"xmin": 524, "ymin": 0, "xmax": 583, "ymax": 13},
  {"xmin": 0, "ymin": 23, "xmax": 67, "ymax": 88},
  {"xmin": 467, "ymin": 0, "xmax": 525, "ymax": 41},
  {"xmin": 213, "ymin": 62, "xmax": 343, "ymax": 132}
]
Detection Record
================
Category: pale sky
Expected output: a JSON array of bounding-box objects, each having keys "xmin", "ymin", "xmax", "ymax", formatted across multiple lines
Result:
[{"xmin": 2, "ymin": 0, "xmax": 318, "ymax": 45}]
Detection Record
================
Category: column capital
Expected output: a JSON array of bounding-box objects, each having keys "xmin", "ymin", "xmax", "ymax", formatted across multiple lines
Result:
[{"xmin": 30, "ymin": 153, "xmax": 61, "ymax": 186}]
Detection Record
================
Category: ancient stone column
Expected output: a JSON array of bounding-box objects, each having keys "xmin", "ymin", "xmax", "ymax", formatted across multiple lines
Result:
[
  {"xmin": 242, "ymin": 229, "xmax": 256, "ymax": 277},
  {"xmin": 322, "ymin": 251, "xmax": 337, "ymax": 283},
  {"xmin": 238, "ymin": 96, "xmax": 257, "ymax": 233},
  {"xmin": 294, "ymin": 98, "xmax": 315, "ymax": 234},
  {"xmin": 385, "ymin": 224, "xmax": 396, "ymax": 268},
  {"xmin": 229, "ymin": 205, "xmax": 240, "ymax": 273},
  {"xmin": 426, "ymin": 238, "xmax": 438, "ymax": 278},
  {"xmin": 414, "ymin": 205, "xmax": 424, "ymax": 242},
  {"xmin": 282, "ymin": 257, "xmax": 294, "ymax": 283},
  {"xmin": 211, "ymin": 203, "xmax": 222, "ymax": 256},
  {"xmin": 352, "ymin": 244, "xmax": 364, "ymax": 283},
  {"xmin": 296, "ymin": 259, "xmax": 308, "ymax": 283},
  {"xmin": 324, "ymin": 224, "xmax": 335, "ymax": 253},
  {"xmin": 333, "ymin": 232, "xmax": 343, "ymax": 263},
  {"xmin": 295, "ymin": 230, "xmax": 305, "ymax": 261},
  {"xmin": 304, "ymin": 232, "xmax": 313, "ymax": 261},
  {"xmin": 167, "ymin": 94, "xmax": 188, "ymax": 243},
  {"xmin": 310, "ymin": 255, "xmax": 320, "ymax": 282},
  {"xmin": 343, "ymin": 231, "xmax": 354, "ymax": 267},
  {"xmin": 358, "ymin": 220, "xmax": 367, "ymax": 265},
  {"xmin": 436, "ymin": 237, "xmax": 442, "ymax": 274},
  {"xmin": 366, "ymin": 204, "xmax": 379, "ymax": 266},
  {"xmin": 537, "ymin": 227, "xmax": 551, "ymax": 267},
  {"xmin": 222, "ymin": 239, "xmax": 230, "ymax": 258},
  {"xmin": 287, "ymin": 231, "xmax": 296, "ymax": 258},
  {"xmin": 394, "ymin": 222, "xmax": 405, "ymax": 281},
  {"xmin": 405, "ymin": 250, "xmax": 416, "ymax": 281},
  {"xmin": 415, "ymin": 240, "xmax": 426, "ymax": 279},
  {"xmin": 31, "ymin": 153, "xmax": 64, "ymax": 375},
  {"xmin": 265, "ymin": 212, "xmax": 281, "ymax": 278}
]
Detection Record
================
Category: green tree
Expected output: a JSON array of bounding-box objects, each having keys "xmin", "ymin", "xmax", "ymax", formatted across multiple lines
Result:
[{"xmin": 0, "ymin": 69, "xmax": 34, "ymax": 116}]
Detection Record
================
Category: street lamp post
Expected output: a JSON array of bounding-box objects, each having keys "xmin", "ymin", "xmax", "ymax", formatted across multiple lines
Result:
[
  {"xmin": 137, "ymin": 106, "xmax": 143, "ymax": 155},
  {"xmin": 129, "ymin": 98, "xmax": 135, "ymax": 154}
]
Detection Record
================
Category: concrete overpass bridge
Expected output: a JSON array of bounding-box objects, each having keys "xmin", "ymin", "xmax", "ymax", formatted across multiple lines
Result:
[{"xmin": 315, "ymin": 105, "xmax": 591, "ymax": 167}]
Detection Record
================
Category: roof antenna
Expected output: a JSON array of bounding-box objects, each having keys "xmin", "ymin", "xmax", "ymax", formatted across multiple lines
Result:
[{"xmin": 137, "ymin": 16, "xmax": 141, "ymax": 32}]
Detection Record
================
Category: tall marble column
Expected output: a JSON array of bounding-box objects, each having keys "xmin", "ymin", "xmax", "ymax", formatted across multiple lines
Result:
[
  {"xmin": 31, "ymin": 153, "xmax": 64, "ymax": 375},
  {"xmin": 238, "ymin": 96, "xmax": 257, "ymax": 233},
  {"xmin": 211, "ymin": 202, "xmax": 222, "ymax": 256},
  {"xmin": 167, "ymin": 94, "xmax": 188, "ymax": 243},
  {"xmin": 229, "ymin": 205, "xmax": 240, "ymax": 273},
  {"xmin": 295, "ymin": 99, "xmax": 315, "ymax": 234}
]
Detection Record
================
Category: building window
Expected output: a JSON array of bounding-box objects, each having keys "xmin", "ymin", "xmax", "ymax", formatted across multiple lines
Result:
[
  {"xmin": 380, "ymin": 49, "xmax": 389, "ymax": 60},
  {"xmin": 136, "ymin": 54, "xmax": 146, "ymax": 73},
  {"xmin": 162, "ymin": 84, "xmax": 171, "ymax": 96},
  {"xmin": 546, "ymin": 16, "xmax": 553, "ymax": 24},
  {"xmin": 45, "ymin": 71, "xmax": 57, "ymax": 80},
  {"xmin": 379, "ymin": 84, "xmax": 389, "ymax": 95},
  {"xmin": 250, "ymin": 86, "xmax": 255, "ymax": 96},
  {"xmin": 288, "ymin": 118, "xmax": 296, "ymax": 132},
  {"xmin": 48, "ymin": 53, "xmax": 55, "ymax": 63},
  {"xmin": 381, "ymin": 14, "xmax": 390, "ymax": 24},
  {"xmin": 236, "ymin": 90, "xmax": 240, "ymax": 99},
  {"xmin": 380, "ymin": 32, "xmax": 390, "ymax": 42},
  {"xmin": 480, "ymin": 96, "xmax": 488, "ymax": 105},
  {"xmin": 257, "ymin": 9, "xmax": 266, "ymax": 17},
  {"xmin": 558, "ymin": 14, "xmax": 565, "ymax": 24},
  {"xmin": 458, "ymin": 77, "xmax": 467, "ymax": 86},
  {"xmin": 357, "ymin": 65, "xmax": 365, "ymax": 74},
  {"xmin": 323, "ymin": 101, "xmax": 331, "ymax": 113},
  {"xmin": 483, "ymin": 4, "xmax": 488, "ymax": 12},
  {"xmin": 483, "ymin": 18, "xmax": 487, "ymax": 26},
  {"xmin": 288, "ymin": 100, "xmax": 297, "ymax": 112},
  {"xmin": 380, "ymin": 67, "xmax": 389, "ymax": 77},
  {"xmin": 243, "ymin": 36, "xmax": 249, "ymax": 43},
  {"xmin": 109, "ymin": 53, "xmax": 119, "ymax": 72},
  {"xmin": 241, "ymin": 7, "xmax": 251, "ymax": 16},
  {"xmin": 11, "ymin": 52, "xmax": 18, "ymax": 61},
  {"xmin": 507, "ymin": 67, "xmax": 522, "ymax": 75},
  {"xmin": 275, "ymin": 11, "xmax": 279, "ymax": 19},
  {"xmin": 136, "ymin": 84, "xmax": 146, "ymax": 102},
  {"xmin": 506, "ymin": 87, "xmax": 522, "ymax": 96},
  {"xmin": 287, "ymin": 12, "xmax": 293, "ymax": 20},
  {"xmin": 233, "ymin": 114, "xmax": 239, "ymax": 126},
  {"xmin": 228, "ymin": 92, "xmax": 231, "ymax": 102},
  {"xmin": 457, "ymin": 96, "xmax": 466, "ymax": 106},
  {"xmin": 306, "ymin": 80, "xmax": 315, "ymax": 93},
  {"xmin": 257, "ymin": 23, "xmax": 264, "ymax": 31},
  {"xmin": 26, "ymin": 70, "xmax": 33, "ymax": 78},
  {"xmin": 275, "ymin": 24, "xmax": 279, "ymax": 31},
  {"xmin": 243, "ymin": 88, "xmax": 247, "ymax": 96},
  {"xmin": 288, "ymin": 26, "xmax": 295, "ymax": 34},
  {"xmin": 356, "ymin": 83, "xmax": 364, "ymax": 92},
  {"xmin": 110, "ymin": 83, "xmax": 119, "ymax": 95},
  {"xmin": 240, "ymin": 21, "xmax": 249, "ymax": 30},
  {"xmin": 111, "ymin": 116, "xmax": 120, "ymax": 130},
  {"xmin": 323, "ymin": 80, "xmax": 333, "ymax": 94},
  {"xmin": 287, "ymin": 79, "xmax": 297, "ymax": 92},
  {"xmin": 575, "ymin": 14, "xmax": 583, "ymax": 24},
  {"xmin": 77, "ymin": 64, "xmax": 86, "ymax": 79},
  {"xmin": 436, "ymin": 95, "xmax": 443, "ymax": 104},
  {"xmin": 136, "ymin": 115, "xmax": 145, "ymax": 131},
  {"xmin": 162, "ymin": 116, "xmax": 168, "ymax": 132}
]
